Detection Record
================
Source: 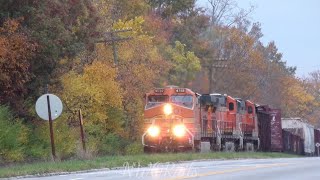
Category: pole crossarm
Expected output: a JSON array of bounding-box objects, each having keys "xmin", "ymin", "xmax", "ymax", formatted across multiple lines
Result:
[{"xmin": 96, "ymin": 28, "xmax": 133, "ymax": 65}]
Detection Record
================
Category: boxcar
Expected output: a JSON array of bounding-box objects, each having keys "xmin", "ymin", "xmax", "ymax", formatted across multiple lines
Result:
[{"xmin": 256, "ymin": 105, "xmax": 283, "ymax": 152}]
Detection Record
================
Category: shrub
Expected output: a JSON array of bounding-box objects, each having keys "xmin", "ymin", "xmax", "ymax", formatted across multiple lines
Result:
[
  {"xmin": 125, "ymin": 142, "xmax": 143, "ymax": 155},
  {"xmin": 0, "ymin": 106, "xmax": 28, "ymax": 163},
  {"xmin": 100, "ymin": 133, "xmax": 127, "ymax": 155}
]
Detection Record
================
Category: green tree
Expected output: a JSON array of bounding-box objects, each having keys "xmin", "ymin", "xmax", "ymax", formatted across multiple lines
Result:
[{"xmin": 166, "ymin": 41, "xmax": 201, "ymax": 87}]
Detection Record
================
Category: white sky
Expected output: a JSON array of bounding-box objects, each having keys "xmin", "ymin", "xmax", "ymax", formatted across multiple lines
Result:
[{"xmin": 197, "ymin": 0, "xmax": 320, "ymax": 77}]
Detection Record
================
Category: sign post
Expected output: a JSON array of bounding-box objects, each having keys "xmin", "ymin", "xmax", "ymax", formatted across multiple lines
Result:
[
  {"xmin": 78, "ymin": 109, "xmax": 86, "ymax": 152},
  {"xmin": 46, "ymin": 95, "xmax": 56, "ymax": 159},
  {"xmin": 36, "ymin": 94, "xmax": 63, "ymax": 160},
  {"xmin": 316, "ymin": 143, "xmax": 320, "ymax": 156}
]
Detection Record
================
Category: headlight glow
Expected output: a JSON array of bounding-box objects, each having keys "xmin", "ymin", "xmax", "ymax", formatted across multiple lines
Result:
[
  {"xmin": 173, "ymin": 124, "xmax": 186, "ymax": 137},
  {"xmin": 147, "ymin": 126, "xmax": 160, "ymax": 137},
  {"xmin": 164, "ymin": 103, "xmax": 173, "ymax": 115}
]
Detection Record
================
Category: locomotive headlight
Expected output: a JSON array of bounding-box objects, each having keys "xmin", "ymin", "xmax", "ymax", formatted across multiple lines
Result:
[
  {"xmin": 173, "ymin": 124, "xmax": 186, "ymax": 137},
  {"xmin": 164, "ymin": 103, "xmax": 173, "ymax": 115},
  {"xmin": 147, "ymin": 126, "xmax": 160, "ymax": 137}
]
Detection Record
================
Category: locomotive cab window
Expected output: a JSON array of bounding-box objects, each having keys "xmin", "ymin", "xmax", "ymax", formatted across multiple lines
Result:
[
  {"xmin": 237, "ymin": 100, "xmax": 245, "ymax": 112},
  {"xmin": 171, "ymin": 95, "xmax": 193, "ymax": 108},
  {"xmin": 211, "ymin": 95, "xmax": 226, "ymax": 107},
  {"xmin": 248, "ymin": 106, "xmax": 253, "ymax": 114},
  {"xmin": 199, "ymin": 95, "xmax": 211, "ymax": 106},
  {"xmin": 146, "ymin": 95, "xmax": 169, "ymax": 109},
  {"xmin": 229, "ymin": 102, "xmax": 234, "ymax": 111}
]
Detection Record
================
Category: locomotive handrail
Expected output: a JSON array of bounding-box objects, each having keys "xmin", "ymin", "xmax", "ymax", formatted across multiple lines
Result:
[
  {"xmin": 238, "ymin": 122, "xmax": 244, "ymax": 136},
  {"xmin": 216, "ymin": 120, "xmax": 222, "ymax": 136},
  {"xmin": 141, "ymin": 131, "xmax": 148, "ymax": 146},
  {"xmin": 184, "ymin": 126, "xmax": 195, "ymax": 149}
]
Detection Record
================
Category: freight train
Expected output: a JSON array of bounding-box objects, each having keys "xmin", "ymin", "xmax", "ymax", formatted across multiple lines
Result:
[{"xmin": 142, "ymin": 86, "xmax": 320, "ymax": 155}]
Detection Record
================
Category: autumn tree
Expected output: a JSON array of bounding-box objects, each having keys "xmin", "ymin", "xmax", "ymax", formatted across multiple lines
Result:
[
  {"xmin": 0, "ymin": 0, "xmax": 101, "ymax": 98},
  {"xmin": 148, "ymin": 0, "xmax": 195, "ymax": 18},
  {"xmin": 279, "ymin": 76, "xmax": 316, "ymax": 119},
  {"xmin": 207, "ymin": 0, "xmax": 254, "ymax": 27},
  {"xmin": 116, "ymin": 17, "xmax": 169, "ymax": 139},
  {"xmin": 61, "ymin": 60, "xmax": 124, "ymax": 154},
  {"xmin": 302, "ymin": 70, "xmax": 320, "ymax": 126},
  {"xmin": 194, "ymin": 0, "xmax": 254, "ymax": 93},
  {"xmin": 0, "ymin": 19, "xmax": 36, "ymax": 112},
  {"xmin": 171, "ymin": 8, "xmax": 210, "ymax": 49}
]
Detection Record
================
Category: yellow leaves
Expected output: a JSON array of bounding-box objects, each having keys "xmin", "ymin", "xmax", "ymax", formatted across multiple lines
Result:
[
  {"xmin": 59, "ymin": 57, "xmax": 69, "ymax": 65},
  {"xmin": 94, "ymin": 0, "xmax": 112, "ymax": 16},
  {"xmin": 113, "ymin": 16, "xmax": 145, "ymax": 35},
  {"xmin": 61, "ymin": 61, "xmax": 122, "ymax": 123},
  {"xmin": 280, "ymin": 76, "xmax": 316, "ymax": 118},
  {"xmin": 60, "ymin": 61, "xmax": 125, "ymax": 146}
]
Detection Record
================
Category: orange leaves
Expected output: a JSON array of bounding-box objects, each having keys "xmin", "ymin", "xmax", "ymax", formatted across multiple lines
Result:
[
  {"xmin": 144, "ymin": 14, "xmax": 173, "ymax": 45},
  {"xmin": 0, "ymin": 18, "xmax": 20, "ymax": 34},
  {"xmin": 0, "ymin": 18, "xmax": 37, "ymax": 107}
]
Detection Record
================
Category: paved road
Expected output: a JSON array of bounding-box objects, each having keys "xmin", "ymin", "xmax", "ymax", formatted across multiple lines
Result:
[{"xmin": 19, "ymin": 157, "xmax": 320, "ymax": 180}]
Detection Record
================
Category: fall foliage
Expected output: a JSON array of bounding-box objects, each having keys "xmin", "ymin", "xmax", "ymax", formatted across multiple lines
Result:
[
  {"xmin": 0, "ymin": 0, "xmax": 319, "ymax": 163},
  {"xmin": 0, "ymin": 19, "xmax": 36, "ymax": 112}
]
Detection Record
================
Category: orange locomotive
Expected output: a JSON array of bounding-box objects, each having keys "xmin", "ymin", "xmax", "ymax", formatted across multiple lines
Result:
[
  {"xmin": 142, "ymin": 86, "xmax": 260, "ymax": 152},
  {"xmin": 142, "ymin": 86, "xmax": 198, "ymax": 152},
  {"xmin": 198, "ymin": 94, "xmax": 259, "ymax": 151}
]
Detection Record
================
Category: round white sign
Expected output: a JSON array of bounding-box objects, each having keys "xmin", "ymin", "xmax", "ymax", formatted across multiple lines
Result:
[
  {"xmin": 35, "ymin": 94, "xmax": 63, "ymax": 120},
  {"xmin": 316, "ymin": 143, "xmax": 320, "ymax": 148}
]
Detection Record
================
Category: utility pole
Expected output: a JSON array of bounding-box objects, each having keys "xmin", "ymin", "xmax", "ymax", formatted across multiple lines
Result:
[
  {"xmin": 97, "ymin": 29, "xmax": 132, "ymax": 65},
  {"xmin": 205, "ymin": 58, "xmax": 228, "ymax": 93},
  {"xmin": 96, "ymin": 6, "xmax": 132, "ymax": 65}
]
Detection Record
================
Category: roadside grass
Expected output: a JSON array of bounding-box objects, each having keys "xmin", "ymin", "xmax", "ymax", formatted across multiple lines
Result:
[{"xmin": 0, "ymin": 152, "xmax": 299, "ymax": 178}]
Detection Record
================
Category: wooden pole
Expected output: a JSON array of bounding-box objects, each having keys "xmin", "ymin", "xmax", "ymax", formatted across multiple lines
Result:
[
  {"xmin": 47, "ymin": 95, "xmax": 56, "ymax": 160},
  {"xmin": 79, "ymin": 109, "xmax": 86, "ymax": 152}
]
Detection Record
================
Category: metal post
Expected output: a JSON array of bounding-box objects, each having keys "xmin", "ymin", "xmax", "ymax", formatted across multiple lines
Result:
[
  {"xmin": 78, "ymin": 109, "xmax": 86, "ymax": 152},
  {"xmin": 46, "ymin": 95, "xmax": 56, "ymax": 160}
]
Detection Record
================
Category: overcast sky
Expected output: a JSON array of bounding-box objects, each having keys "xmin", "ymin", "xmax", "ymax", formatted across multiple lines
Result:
[{"xmin": 197, "ymin": 0, "xmax": 320, "ymax": 77}]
